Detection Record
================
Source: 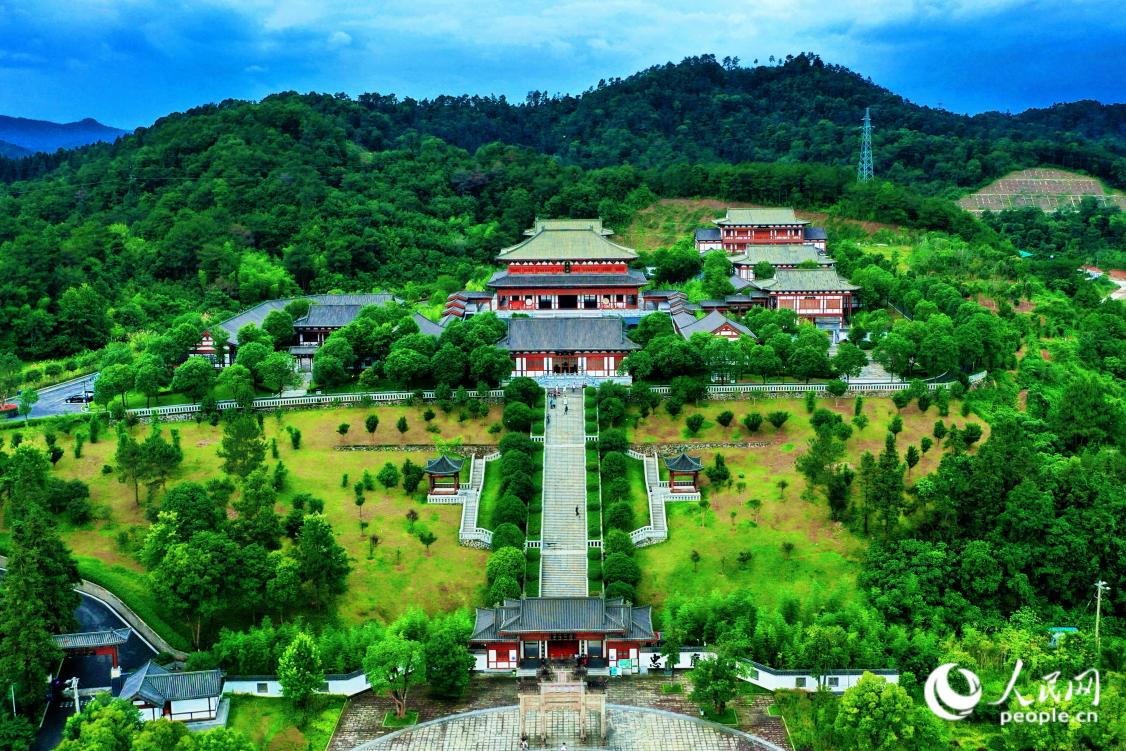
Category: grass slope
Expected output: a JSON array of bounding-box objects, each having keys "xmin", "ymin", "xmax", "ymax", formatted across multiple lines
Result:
[
  {"xmin": 3, "ymin": 404, "xmax": 499, "ymax": 642},
  {"xmin": 226, "ymin": 695, "xmax": 346, "ymax": 751},
  {"xmin": 629, "ymin": 395, "xmax": 987, "ymax": 611}
]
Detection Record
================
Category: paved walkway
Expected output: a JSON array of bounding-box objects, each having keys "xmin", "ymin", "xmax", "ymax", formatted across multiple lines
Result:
[
  {"xmin": 349, "ymin": 705, "xmax": 786, "ymax": 751},
  {"xmin": 540, "ymin": 389, "xmax": 588, "ymax": 597}
]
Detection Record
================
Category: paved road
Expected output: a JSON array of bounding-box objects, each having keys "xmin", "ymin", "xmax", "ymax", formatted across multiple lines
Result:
[
  {"xmin": 0, "ymin": 568, "xmax": 156, "ymax": 750},
  {"xmin": 8, "ymin": 374, "xmax": 100, "ymax": 420}
]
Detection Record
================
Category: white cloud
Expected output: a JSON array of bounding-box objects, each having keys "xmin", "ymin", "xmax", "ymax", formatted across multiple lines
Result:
[{"xmin": 327, "ymin": 30, "xmax": 352, "ymax": 49}]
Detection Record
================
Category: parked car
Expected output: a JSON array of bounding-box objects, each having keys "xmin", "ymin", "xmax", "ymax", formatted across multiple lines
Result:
[{"xmin": 65, "ymin": 392, "xmax": 95, "ymax": 404}]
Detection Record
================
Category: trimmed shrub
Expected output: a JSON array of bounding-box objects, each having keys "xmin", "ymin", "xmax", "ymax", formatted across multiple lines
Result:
[
  {"xmin": 499, "ymin": 432, "xmax": 535, "ymax": 455},
  {"xmin": 503, "ymin": 377, "xmax": 542, "ymax": 407},
  {"xmin": 600, "ymin": 451, "xmax": 628, "ymax": 477},
  {"xmin": 603, "ymin": 477, "xmax": 632, "ymax": 504},
  {"xmin": 603, "ymin": 553, "xmax": 641, "ymax": 586},
  {"xmin": 743, "ymin": 413, "xmax": 763, "ymax": 433},
  {"xmin": 502, "ymin": 402, "xmax": 533, "ymax": 432},
  {"xmin": 716, "ymin": 410, "xmax": 734, "ymax": 427},
  {"xmin": 604, "ymin": 581, "xmax": 637, "ymax": 602},
  {"xmin": 499, "ymin": 450, "xmax": 533, "ymax": 478},
  {"xmin": 605, "ymin": 502, "xmax": 635, "ymax": 531},
  {"xmin": 685, "ymin": 414, "xmax": 705, "ymax": 434},
  {"xmin": 493, "ymin": 494, "xmax": 528, "ymax": 530},
  {"xmin": 599, "ymin": 428, "xmax": 628, "ymax": 455},
  {"xmin": 604, "ymin": 529, "xmax": 636, "ymax": 557},
  {"xmin": 490, "ymin": 523, "xmax": 525, "ymax": 551},
  {"xmin": 501, "ymin": 472, "xmax": 535, "ymax": 502},
  {"xmin": 486, "ymin": 547, "xmax": 526, "ymax": 584}
]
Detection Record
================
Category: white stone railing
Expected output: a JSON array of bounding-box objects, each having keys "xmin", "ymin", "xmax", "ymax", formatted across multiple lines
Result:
[
  {"xmin": 127, "ymin": 388, "xmax": 506, "ymax": 419},
  {"xmin": 425, "ymin": 455, "xmax": 495, "ymax": 549},
  {"xmin": 645, "ymin": 371, "xmax": 987, "ymax": 398}
]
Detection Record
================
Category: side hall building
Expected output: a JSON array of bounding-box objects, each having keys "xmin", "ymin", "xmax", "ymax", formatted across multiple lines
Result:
[
  {"xmin": 500, "ymin": 317, "xmax": 638, "ymax": 378},
  {"xmin": 696, "ymin": 207, "xmax": 828, "ymax": 255}
]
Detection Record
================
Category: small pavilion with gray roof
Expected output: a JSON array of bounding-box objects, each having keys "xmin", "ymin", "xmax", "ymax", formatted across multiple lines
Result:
[
  {"xmin": 424, "ymin": 455, "xmax": 464, "ymax": 495},
  {"xmin": 664, "ymin": 452, "xmax": 704, "ymax": 491}
]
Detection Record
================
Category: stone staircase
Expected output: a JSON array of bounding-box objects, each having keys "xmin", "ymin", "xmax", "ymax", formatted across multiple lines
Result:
[
  {"xmin": 626, "ymin": 449, "xmax": 699, "ymax": 548},
  {"xmin": 426, "ymin": 453, "xmax": 498, "ymax": 549},
  {"xmin": 539, "ymin": 389, "xmax": 589, "ymax": 597}
]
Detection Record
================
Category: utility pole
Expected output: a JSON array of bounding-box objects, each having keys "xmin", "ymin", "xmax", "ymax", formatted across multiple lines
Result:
[
  {"xmin": 9, "ymin": 683, "xmax": 14, "ymax": 716},
  {"xmin": 1095, "ymin": 580, "xmax": 1109, "ymax": 663},
  {"xmin": 858, "ymin": 107, "xmax": 874, "ymax": 183}
]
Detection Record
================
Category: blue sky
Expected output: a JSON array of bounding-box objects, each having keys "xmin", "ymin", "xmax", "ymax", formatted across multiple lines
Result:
[{"xmin": 1, "ymin": 0, "xmax": 1123, "ymax": 128}]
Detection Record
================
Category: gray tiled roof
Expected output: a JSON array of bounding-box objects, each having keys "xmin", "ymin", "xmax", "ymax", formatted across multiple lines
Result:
[
  {"xmin": 675, "ymin": 310, "xmax": 754, "ymax": 340},
  {"xmin": 471, "ymin": 597, "xmax": 655, "ymax": 641},
  {"xmin": 411, "ymin": 313, "xmax": 446, "ymax": 338},
  {"xmin": 526, "ymin": 218, "xmax": 612, "ymax": 235},
  {"xmin": 217, "ymin": 293, "xmax": 400, "ymax": 345},
  {"xmin": 694, "ymin": 228, "xmax": 721, "ymax": 241},
  {"xmin": 53, "ymin": 628, "xmax": 131, "ymax": 650},
  {"xmin": 295, "ymin": 305, "xmax": 365, "ymax": 328},
  {"xmin": 714, "ymin": 208, "xmax": 808, "ymax": 226},
  {"xmin": 729, "ymin": 245, "xmax": 832, "ymax": 267},
  {"xmin": 424, "ymin": 456, "xmax": 463, "ymax": 474},
  {"xmin": 665, "ymin": 453, "xmax": 703, "ymax": 472},
  {"xmin": 117, "ymin": 661, "xmax": 222, "ymax": 707},
  {"xmin": 500, "ymin": 318, "xmax": 640, "ymax": 353},
  {"xmin": 488, "ymin": 270, "xmax": 647, "ymax": 289},
  {"xmin": 804, "ymin": 226, "xmax": 828, "ymax": 241}
]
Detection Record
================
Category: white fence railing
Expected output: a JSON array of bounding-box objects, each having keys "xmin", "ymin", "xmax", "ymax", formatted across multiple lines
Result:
[
  {"xmin": 426, "ymin": 454, "xmax": 494, "ymax": 549},
  {"xmin": 647, "ymin": 371, "xmax": 986, "ymax": 398},
  {"xmin": 628, "ymin": 450, "xmax": 699, "ymax": 548},
  {"xmin": 127, "ymin": 388, "xmax": 506, "ymax": 419}
]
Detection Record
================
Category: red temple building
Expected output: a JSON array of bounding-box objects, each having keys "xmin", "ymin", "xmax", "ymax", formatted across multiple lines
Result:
[
  {"xmin": 730, "ymin": 246, "xmax": 834, "ymax": 280},
  {"xmin": 52, "ymin": 628, "xmax": 132, "ymax": 669},
  {"xmin": 696, "ymin": 208, "xmax": 828, "ymax": 255},
  {"xmin": 446, "ymin": 219, "xmax": 647, "ymax": 317},
  {"xmin": 704, "ymin": 268, "xmax": 859, "ymax": 328},
  {"xmin": 471, "ymin": 597, "xmax": 656, "ymax": 675},
  {"xmin": 500, "ymin": 318, "xmax": 638, "ymax": 378}
]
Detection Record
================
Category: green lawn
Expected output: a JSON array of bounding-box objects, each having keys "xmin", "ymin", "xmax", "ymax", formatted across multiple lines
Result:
[
  {"xmin": 630, "ymin": 395, "xmax": 988, "ymax": 611},
  {"xmin": 226, "ymin": 694, "xmax": 345, "ymax": 751},
  {"xmin": 624, "ymin": 456, "xmax": 649, "ymax": 528},
  {"xmin": 477, "ymin": 460, "xmax": 502, "ymax": 530},
  {"xmin": 5, "ymin": 405, "xmax": 500, "ymax": 639}
]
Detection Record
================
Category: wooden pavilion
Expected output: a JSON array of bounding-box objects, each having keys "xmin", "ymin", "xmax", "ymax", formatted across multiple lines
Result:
[
  {"xmin": 424, "ymin": 455, "xmax": 464, "ymax": 495},
  {"xmin": 664, "ymin": 453, "xmax": 703, "ymax": 491}
]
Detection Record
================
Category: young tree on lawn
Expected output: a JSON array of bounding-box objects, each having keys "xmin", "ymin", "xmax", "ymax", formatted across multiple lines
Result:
[
  {"xmin": 172, "ymin": 356, "xmax": 216, "ymax": 404},
  {"xmin": 767, "ymin": 411, "xmax": 790, "ymax": 429},
  {"xmin": 218, "ymin": 414, "xmax": 266, "ymax": 478},
  {"xmin": 905, "ymin": 445, "xmax": 920, "ymax": 474},
  {"xmin": 114, "ymin": 428, "xmax": 148, "ymax": 505},
  {"xmin": 377, "ymin": 462, "xmax": 400, "ymax": 489},
  {"xmin": 417, "ymin": 528, "xmax": 437, "ymax": 555},
  {"xmin": 363, "ymin": 633, "xmax": 425, "ymax": 719},
  {"xmin": 689, "ymin": 655, "xmax": 738, "ymax": 716},
  {"xmin": 365, "ymin": 414, "xmax": 379, "ymax": 443},
  {"xmin": 217, "ymin": 364, "xmax": 255, "ymax": 410},
  {"xmin": 293, "ymin": 514, "xmax": 351, "ymax": 607},
  {"xmin": 133, "ymin": 356, "xmax": 165, "ymax": 408},
  {"xmin": 232, "ymin": 468, "xmax": 284, "ymax": 550},
  {"xmin": 826, "ymin": 379, "xmax": 848, "ymax": 403},
  {"xmin": 17, "ymin": 387, "xmax": 38, "ymax": 424},
  {"xmin": 140, "ymin": 425, "xmax": 182, "ymax": 492},
  {"xmin": 742, "ymin": 412, "xmax": 763, "ymax": 433},
  {"xmin": 278, "ymin": 632, "xmax": 324, "ymax": 711},
  {"xmin": 396, "ymin": 416, "xmax": 408, "ymax": 435},
  {"xmin": 337, "ymin": 423, "xmax": 350, "ymax": 443}
]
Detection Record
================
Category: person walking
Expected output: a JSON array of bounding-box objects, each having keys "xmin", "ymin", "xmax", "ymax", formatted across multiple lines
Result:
[{"xmin": 575, "ymin": 505, "xmax": 579, "ymax": 516}]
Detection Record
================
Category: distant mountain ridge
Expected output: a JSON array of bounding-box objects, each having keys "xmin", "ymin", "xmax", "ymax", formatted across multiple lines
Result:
[
  {"xmin": 0, "ymin": 115, "xmax": 128, "ymax": 155},
  {"xmin": 0, "ymin": 140, "xmax": 32, "ymax": 159}
]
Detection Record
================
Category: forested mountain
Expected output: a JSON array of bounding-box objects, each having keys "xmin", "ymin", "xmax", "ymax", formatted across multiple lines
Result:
[
  {"xmin": 0, "ymin": 115, "xmax": 127, "ymax": 154},
  {"xmin": 0, "ymin": 53, "xmax": 1121, "ymax": 361},
  {"xmin": 0, "ymin": 140, "xmax": 31, "ymax": 159},
  {"xmin": 357, "ymin": 53, "xmax": 1126, "ymax": 194}
]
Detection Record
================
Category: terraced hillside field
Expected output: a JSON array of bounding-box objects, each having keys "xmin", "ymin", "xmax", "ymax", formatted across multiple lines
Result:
[{"xmin": 958, "ymin": 168, "xmax": 1126, "ymax": 214}]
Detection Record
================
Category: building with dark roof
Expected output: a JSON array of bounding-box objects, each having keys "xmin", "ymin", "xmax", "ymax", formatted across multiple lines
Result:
[
  {"xmin": 804, "ymin": 225, "xmax": 828, "ymax": 251},
  {"xmin": 471, "ymin": 597, "xmax": 656, "ymax": 673},
  {"xmin": 672, "ymin": 310, "xmax": 754, "ymax": 341},
  {"xmin": 52, "ymin": 628, "xmax": 132, "ymax": 668},
  {"xmin": 693, "ymin": 227, "xmax": 723, "ymax": 252},
  {"xmin": 191, "ymin": 293, "xmax": 402, "ymax": 369},
  {"xmin": 499, "ymin": 318, "xmax": 639, "ymax": 378},
  {"xmin": 115, "ymin": 661, "xmax": 223, "ymax": 722},
  {"xmin": 722, "ymin": 268, "xmax": 859, "ymax": 325}
]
